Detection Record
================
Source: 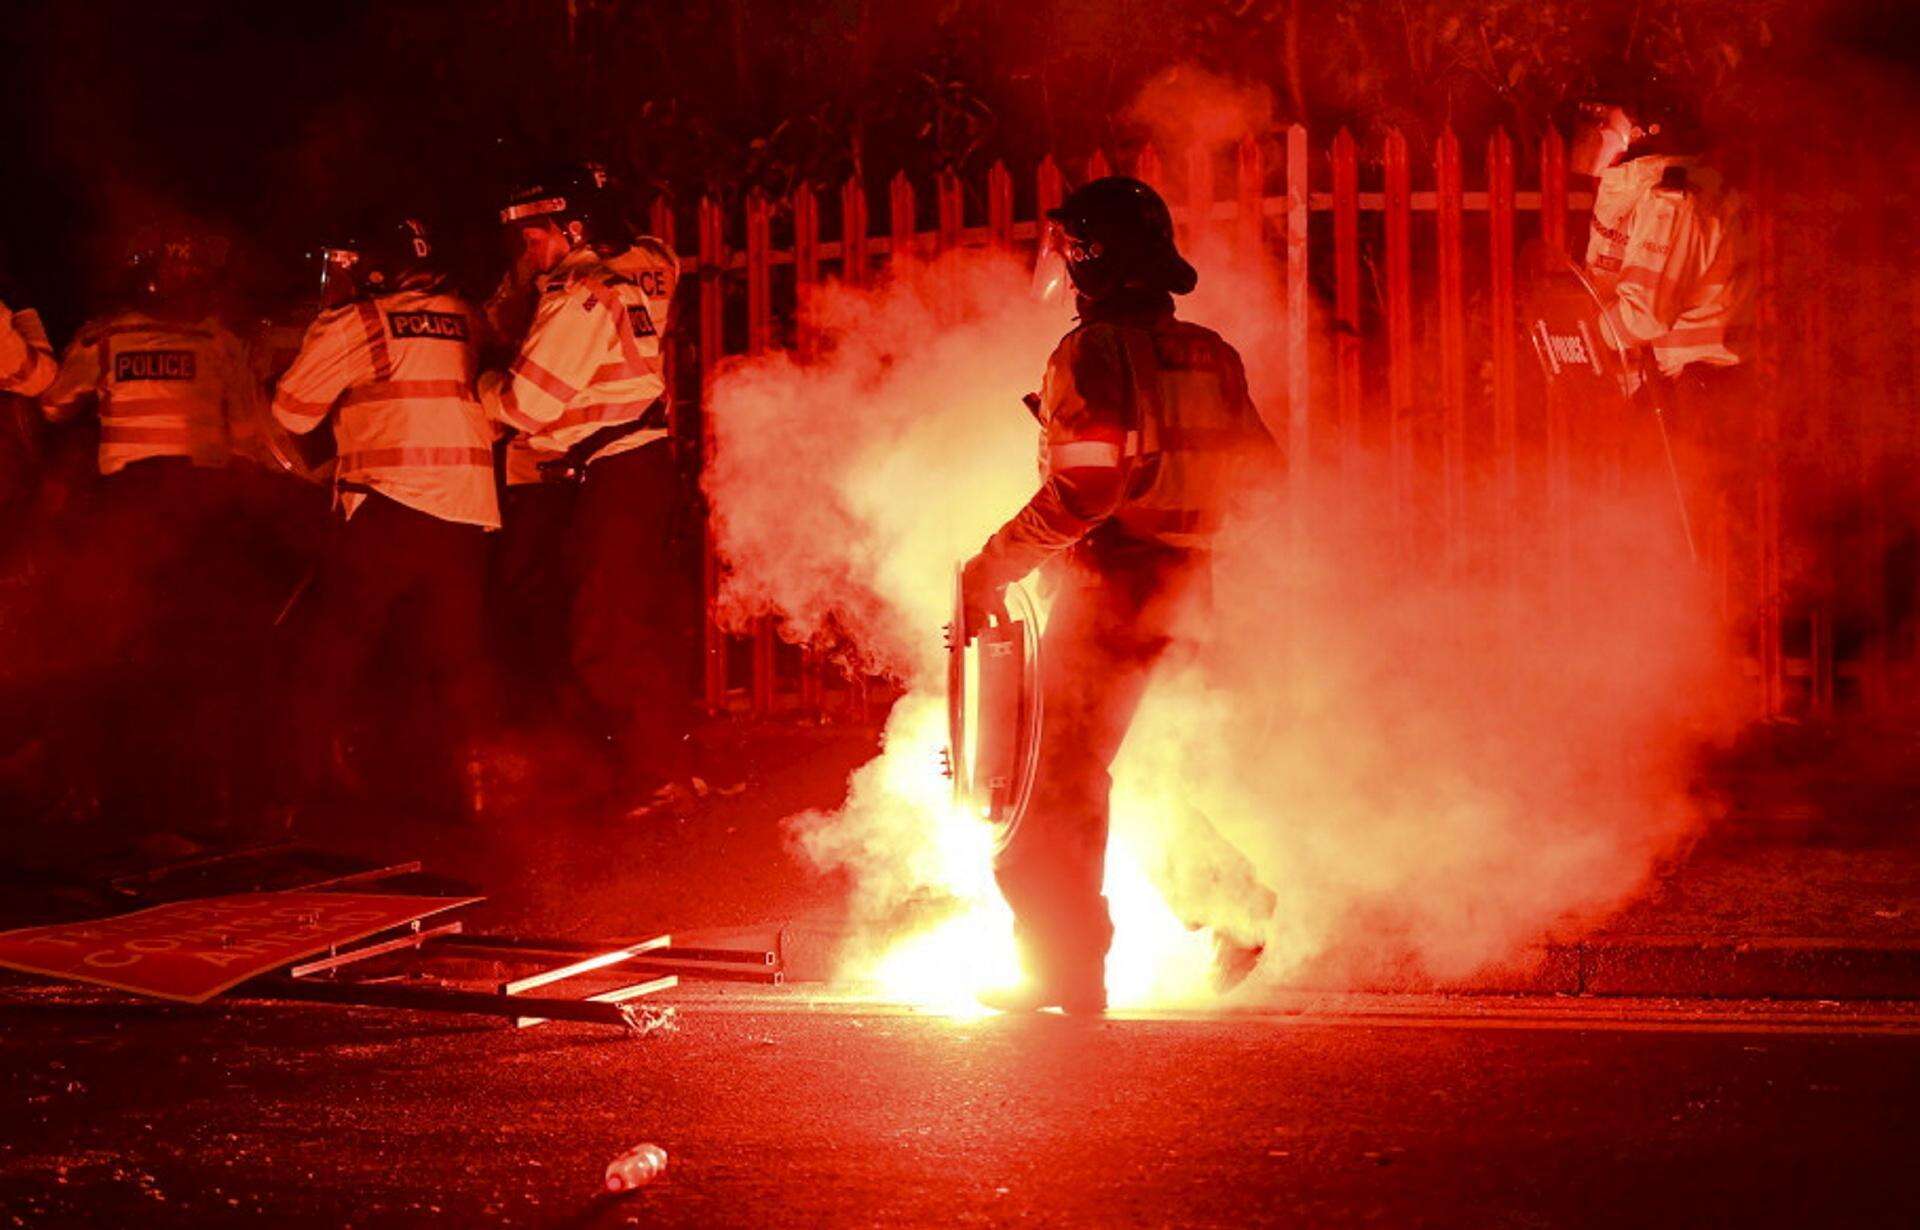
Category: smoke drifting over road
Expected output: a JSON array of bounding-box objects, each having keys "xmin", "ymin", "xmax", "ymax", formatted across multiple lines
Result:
[{"xmin": 705, "ymin": 70, "xmax": 1741, "ymax": 1002}]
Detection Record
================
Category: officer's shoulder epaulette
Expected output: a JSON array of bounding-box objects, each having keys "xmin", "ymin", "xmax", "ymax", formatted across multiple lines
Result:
[
  {"xmin": 1654, "ymin": 164, "xmax": 1692, "ymax": 197},
  {"xmin": 628, "ymin": 235, "xmax": 678, "ymax": 267},
  {"xmin": 73, "ymin": 310, "xmax": 138, "ymax": 343}
]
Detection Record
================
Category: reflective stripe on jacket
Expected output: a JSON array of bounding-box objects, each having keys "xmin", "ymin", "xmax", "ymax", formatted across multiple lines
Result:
[
  {"xmin": 974, "ymin": 293, "xmax": 1273, "ymax": 585},
  {"xmin": 272, "ymin": 284, "xmax": 499, "ymax": 529},
  {"xmin": 1586, "ymin": 155, "xmax": 1753, "ymax": 378},
  {"xmin": 480, "ymin": 239, "xmax": 677, "ymax": 482},
  {"xmin": 0, "ymin": 302, "xmax": 56, "ymax": 397},
  {"xmin": 43, "ymin": 310, "xmax": 255, "ymax": 476}
]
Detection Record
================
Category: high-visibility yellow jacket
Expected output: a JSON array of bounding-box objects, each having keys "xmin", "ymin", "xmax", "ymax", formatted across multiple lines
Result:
[
  {"xmin": 973, "ymin": 292, "xmax": 1273, "ymax": 584},
  {"xmin": 43, "ymin": 309, "xmax": 256, "ymax": 476},
  {"xmin": 1586, "ymin": 154, "xmax": 1753, "ymax": 378},
  {"xmin": 479, "ymin": 240, "xmax": 675, "ymax": 482},
  {"xmin": 0, "ymin": 300, "xmax": 56, "ymax": 397},
  {"xmin": 272, "ymin": 281, "xmax": 499, "ymax": 529}
]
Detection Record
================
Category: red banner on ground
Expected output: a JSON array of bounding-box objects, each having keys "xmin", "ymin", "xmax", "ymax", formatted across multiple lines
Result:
[{"xmin": 0, "ymin": 892, "xmax": 477, "ymax": 1003}]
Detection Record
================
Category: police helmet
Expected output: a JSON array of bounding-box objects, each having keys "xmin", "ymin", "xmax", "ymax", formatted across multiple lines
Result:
[
  {"xmin": 1580, "ymin": 63, "xmax": 1703, "ymax": 151},
  {"xmin": 1046, "ymin": 176, "xmax": 1197, "ymax": 301},
  {"xmin": 312, "ymin": 214, "xmax": 434, "ymax": 307},
  {"xmin": 499, "ymin": 162, "xmax": 615, "ymax": 246},
  {"xmin": 125, "ymin": 225, "xmax": 229, "ymax": 304}
]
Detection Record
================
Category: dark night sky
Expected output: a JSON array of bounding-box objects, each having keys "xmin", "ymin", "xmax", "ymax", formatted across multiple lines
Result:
[
  {"xmin": 7, "ymin": 0, "xmax": 1920, "ymax": 338},
  {"xmin": 2, "ymin": 1, "xmax": 538, "ymax": 332}
]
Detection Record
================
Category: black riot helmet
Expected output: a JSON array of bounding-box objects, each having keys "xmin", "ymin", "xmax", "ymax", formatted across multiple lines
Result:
[
  {"xmin": 311, "ymin": 214, "xmax": 435, "ymax": 308},
  {"xmin": 1045, "ymin": 176, "xmax": 1197, "ymax": 302},
  {"xmin": 125, "ymin": 224, "xmax": 229, "ymax": 313},
  {"xmin": 498, "ymin": 162, "xmax": 615, "ymax": 248},
  {"xmin": 1571, "ymin": 62, "xmax": 1704, "ymax": 168}
]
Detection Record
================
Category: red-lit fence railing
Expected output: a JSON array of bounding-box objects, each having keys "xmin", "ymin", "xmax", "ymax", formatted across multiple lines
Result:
[{"xmin": 668, "ymin": 127, "xmax": 1916, "ymax": 726}]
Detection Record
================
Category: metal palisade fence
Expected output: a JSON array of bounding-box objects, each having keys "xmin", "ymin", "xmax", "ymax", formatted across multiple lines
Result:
[{"xmin": 665, "ymin": 126, "xmax": 1918, "ymax": 727}]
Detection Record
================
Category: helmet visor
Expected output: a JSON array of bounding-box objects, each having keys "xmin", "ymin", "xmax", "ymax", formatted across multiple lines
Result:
[
  {"xmin": 316, "ymin": 247, "xmax": 359, "ymax": 309},
  {"xmin": 1030, "ymin": 221, "xmax": 1072, "ymax": 303}
]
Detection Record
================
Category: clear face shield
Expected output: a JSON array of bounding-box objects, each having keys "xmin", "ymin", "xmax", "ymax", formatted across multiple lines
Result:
[
  {"xmin": 1030, "ymin": 221, "xmax": 1072, "ymax": 303},
  {"xmin": 1029, "ymin": 221, "xmax": 1102, "ymax": 303},
  {"xmin": 501, "ymin": 216, "xmax": 572, "ymax": 283},
  {"xmin": 315, "ymin": 246, "xmax": 360, "ymax": 310}
]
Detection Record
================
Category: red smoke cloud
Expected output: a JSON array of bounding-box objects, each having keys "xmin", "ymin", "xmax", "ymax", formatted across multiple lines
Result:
[{"xmin": 703, "ymin": 71, "xmax": 1741, "ymax": 1003}]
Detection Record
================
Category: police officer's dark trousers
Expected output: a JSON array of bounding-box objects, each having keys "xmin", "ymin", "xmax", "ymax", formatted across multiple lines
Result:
[
  {"xmin": 567, "ymin": 440, "xmax": 697, "ymax": 788},
  {"xmin": 491, "ymin": 479, "xmax": 578, "ymax": 720},
  {"xmin": 993, "ymin": 542, "xmax": 1206, "ymax": 989},
  {"xmin": 290, "ymin": 492, "xmax": 492, "ymax": 811}
]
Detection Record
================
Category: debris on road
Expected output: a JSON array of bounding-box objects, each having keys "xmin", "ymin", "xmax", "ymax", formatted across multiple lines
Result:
[{"xmin": 604, "ymin": 1143, "xmax": 669, "ymax": 1193}]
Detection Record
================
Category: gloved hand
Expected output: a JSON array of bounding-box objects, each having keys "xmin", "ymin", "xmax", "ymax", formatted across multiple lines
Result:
[{"xmin": 959, "ymin": 553, "xmax": 1011, "ymax": 644}]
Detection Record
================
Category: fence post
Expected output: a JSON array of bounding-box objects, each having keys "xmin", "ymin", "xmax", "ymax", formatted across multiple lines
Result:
[
  {"xmin": 1539, "ymin": 131, "xmax": 1572, "ymax": 602},
  {"xmin": 1807, "ymin": 294, "xmax": 1834, "ymax": 718},
  {"xmin": 1435, "ymin": 128, "xmax": 1465, "ymax": 559},
  {"xmin": 744, "ymin": 192, "xmax": 777, "ymax": 715},
  {"xmin": 889, "ymin": 171, "xmax": 916, "ymax": 266},
  {"xmin": 1185, "ymin": 144, "xmax": 1215, "ymax": 248},
  {"xmin": 987, "ymin": 161, "xmax": 1014, "ymax": 248},
  {"xmin": 1086, "ymin": 149, "xmax": 1111, "ymax": 182},
  {"xmin": 1234, "ymin": 136, "xmax": 1263, "ymax": 255},
  {"xmin": 1754, "ymin": 177, "xmax": 1784, "ymax": 719},
  {"xmin": 697, "ymin": 196, "xmax": 728, "ymax": 713},
  {"xmin": 1285, "ymin": 124, "xmax": 1310, "ymax": 507},
  {"xmin": 1488, "ymin": 129, "xmax": 1519, "ymax": 567},
  {"xmin": 1859, "ymin": 190, "xmax": 1892, "ymax": 714},
  {"xmin": 1331, "ymin": 129, "xmax": 1361, "ymax": 478},
  {"xmin": 648, "ymin": 196, "xmax": 680, "ymax": 439},
  {"xmin": 937, "ymin": 169, "xmax": 963, "ymax": 252},
  {"xmin": 1540, "ymin": 127, "xmax": 1567, "ymax": 256},
  {"xmin": 745, "ymin": 192, "xmax": 773, "ymax": 356},
  {"xmin": 1134, "ymin": 143, "xmax": 1163, "ymax": 189},
  {"xmin": 1036, "ymin": 156, "xmax": 1065, "ymax": 220},
  {"xmin": 841, "ymin": 175, "xmax": 869, "ymax": 286},
  {"xmin": 793, "ymin": 182, "xmax": 826, "ymax": 714},
  {"xmin": 1383, "ymin": 129, "xmax": 1414, "ymax": 534},
  {"xmin": 793, "ymin": 184, "xmax": 820, "ymax": 359}
]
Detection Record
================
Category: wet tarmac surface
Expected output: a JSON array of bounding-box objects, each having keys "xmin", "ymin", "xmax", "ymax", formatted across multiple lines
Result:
[{"xmin": 2, "ymin": 987, "xmax": 1917, "ymax": 1227}]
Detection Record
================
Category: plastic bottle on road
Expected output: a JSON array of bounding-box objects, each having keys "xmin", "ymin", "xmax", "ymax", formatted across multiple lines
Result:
[{"xmin": 605, "ymin": 1144, "xmax": 668, "ymax": 1193}]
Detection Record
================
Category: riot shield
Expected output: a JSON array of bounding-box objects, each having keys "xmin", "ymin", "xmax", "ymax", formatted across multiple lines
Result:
[
  {"xmin": 1524, "ymin": 244, "xmax": 1697, "ymax": 561},
  {"xmin": 946, "ymin": 565, "xmax": 1043, "ymax": 849}
]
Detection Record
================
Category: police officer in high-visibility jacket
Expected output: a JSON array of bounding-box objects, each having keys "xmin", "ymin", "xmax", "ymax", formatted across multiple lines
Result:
[
  {"xmin": 1571, "ymin": 83, "xmax": 1753, "ymax": 395},
  {"xmin": 36, "ymin": 230, "xmax": 262, "ymax": 831},
  {"xmin": 483, "ymin": 191, "xmax": 685, "ymax": 747},
  {"xmin": 271, "ymin": 215, "xmax": 499, "ymax": 814},
  {"xmin": 1571, "ymin": 79, "xmax": 1758, "ymax": 581},
  {"xmin": 479, "ymin": 165, "xmax": 694, "ymax": 808},
  {"xmin": 43, "ymin": 232, "xmax": 257, "ymax": 479},
  {"xmin": 960, "ymin": 177, "xmax": 1276, "ymax": 1014}
]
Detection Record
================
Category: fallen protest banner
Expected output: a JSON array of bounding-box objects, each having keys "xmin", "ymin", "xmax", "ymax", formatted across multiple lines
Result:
[{"xmin": 0, "ymin": 892, "xmax": 477, "ymax": 1003}]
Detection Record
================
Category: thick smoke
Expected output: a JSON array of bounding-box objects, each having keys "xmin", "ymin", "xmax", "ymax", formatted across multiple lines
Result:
[
  {"xmin": 706, "ymin": 254, "xmax": 1068, "ymax": 679},
  {"xmin": 705, "ymin": 74, "xmax": 1741, "ymax": 1002}
]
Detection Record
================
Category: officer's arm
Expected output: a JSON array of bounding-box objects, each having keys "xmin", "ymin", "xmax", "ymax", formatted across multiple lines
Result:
[
  {"xmin": 970, "ymin": 331, "xmax": 1130, "ymax": 587},
  {"xmin": 1602, "ymin": 188, "xmax": 1701, "ymax": 347},
  {"xmin": 1222, "ymin": 344, "xmax": 1279, "ymax": 459},
  {"xmin": 271, "ymin": 309, "xmax": 365, "ymax": 435},
  {"xmin": 0, "ymin": 303, "xmax": 57, "ymax": 398},
  {"xmin": 41, "ymin": 328, "xmax": 104, "ymax": 423},
  {"xmin": 478, "ymin": 281, "xmax": 611, "ymax": 434}
]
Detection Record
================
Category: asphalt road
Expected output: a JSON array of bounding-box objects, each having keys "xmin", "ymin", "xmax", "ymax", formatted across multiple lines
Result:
[{"xmin": 2, "ymin": 988, "xmax": 1918, "ymax": 1228}]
